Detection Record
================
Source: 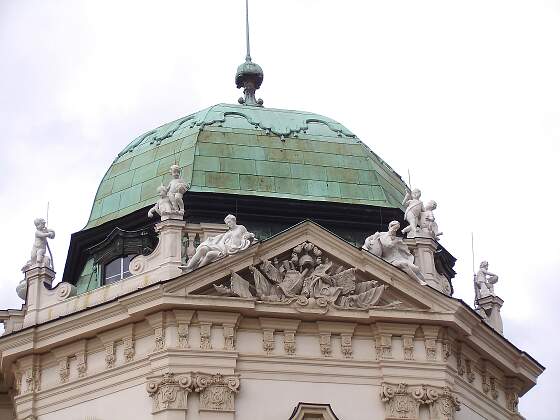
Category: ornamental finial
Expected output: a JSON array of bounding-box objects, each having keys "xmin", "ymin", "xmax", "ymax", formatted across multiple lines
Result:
[{"xmin": 235, "ymin": 0, "xmax": 264, "ymax": 107}]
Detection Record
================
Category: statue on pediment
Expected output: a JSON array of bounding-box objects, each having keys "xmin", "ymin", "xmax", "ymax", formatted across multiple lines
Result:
[
  {"xmin": 363, "ymin": 221, "xmax": 426, "ymax": 285},
  {"xmin": 402, "ymin": 188, "xmax": 423, "ymax": 237},
  {"xmin": 419, "ymin": 200, "xmax": 442, "ymax": 239},
  {"xmin": 184, "ymin": 214, "xmax": 255, "ymax": 272}
]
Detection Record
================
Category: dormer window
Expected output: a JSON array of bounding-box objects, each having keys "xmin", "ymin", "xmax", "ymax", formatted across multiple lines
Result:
[{"xmin": 103, "ymin": 255, "xmax": 134, "ymax": 285}]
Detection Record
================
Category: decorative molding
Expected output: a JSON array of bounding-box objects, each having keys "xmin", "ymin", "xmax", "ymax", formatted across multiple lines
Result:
[
  {"xmin": 456, "ymin": 342, "xmax": 465, "ymax": 377},
  {"xmin": 194, "ymin": 373, "xmax": 240, "ymax": 412},
  {"xmin": 374, "ymin": 333, "xmax": 392, "ymax": 360},
  {"xmin": 490, "ymin": 376, "xmax": 499, "ymax": 400},
  {"xmin": 289, "ymin": 402, "xmax": 340, "ymax": 420},
  {"xmin": 146, "ymin": 312, "xmax": 166, "ymax": 352},
  {"xmin": 380, "ymin": 383, "xmax": 461, "ymax": 420},
  {"xmin": 146, "ymin": 372, "xmax": 192, "ymax": 414},
  {"xmin": 421, "ymin": 325, "xmax": 439, "ymax": 361}
]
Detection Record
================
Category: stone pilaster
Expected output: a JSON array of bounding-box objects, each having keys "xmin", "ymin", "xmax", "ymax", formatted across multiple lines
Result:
[{"xmin": 21, "ymin": 266, "xmax": 55, "ymax": 328}]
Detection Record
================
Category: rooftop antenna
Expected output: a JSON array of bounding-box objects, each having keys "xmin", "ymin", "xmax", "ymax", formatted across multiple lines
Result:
[{"xmin": 235, "ymin": 0, "xmax": 264, "ymax": 107}]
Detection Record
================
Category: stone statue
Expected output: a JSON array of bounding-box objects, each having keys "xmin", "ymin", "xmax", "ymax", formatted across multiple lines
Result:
[
  {"xmin": 474, "ymin": 261, "xmax": 499, "ymax": 299},
  {"xmin": 401, "ymin": 188, "xmax": 423, "ymax": 237},
  {"xmin": 167, "ymin": 165, "xmax": 190, "ymax": 214},
  {"xmin": 183, "ymin": 214, "xmax": 255, "ymax": 272},
  {"xmin": 419, "ymin": 200, "xmax": 442, "ymax": 239},
  {"xmin": 23, "ymin": 218, "xmax": 55, "ymax": 270},
  {"xmin": 363, "ymin": 221, "xmax": 426, "ymax": 285},
  {"xmin": 148, "ymin": 185, "xmax": 173, "ymax": 218}
]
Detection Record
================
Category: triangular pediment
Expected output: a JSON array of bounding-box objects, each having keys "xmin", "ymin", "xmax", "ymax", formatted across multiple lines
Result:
[{"xmin": 164, "ymin": 221, "xmax": 457, "ymax": 317}]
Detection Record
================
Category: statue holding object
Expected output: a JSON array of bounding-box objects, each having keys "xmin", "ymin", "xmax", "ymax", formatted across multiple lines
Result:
[
  {"xmin": 148, "ymin": 185, "xmax": 174, "ymax": 218},
  {"xmin": 22, "ymin": 218, "xmax": 55, "ymax": 271},
  {"xmin": 363, "ymin": 220, "xmax": 426, "ymax": 285},
  {"xmin": 474, "ymin": 261, "xmax": 499, "ymax": 299},
  {"xmin": 419, "ymin": 200, "xmax": 443, "ymax": 239},
  {"xmin": 401, "ymin": 188, "xmax": 423, "ymax": 237}
]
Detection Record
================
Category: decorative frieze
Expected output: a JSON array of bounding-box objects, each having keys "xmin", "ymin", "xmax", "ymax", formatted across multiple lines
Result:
[
  {"xmin": 223, "ymin": 324, "xmax": 236, "ymax": 351},
  {"xmin": 58, "ymin": 356, "xmax": 70, "ymax": 383},
  {"xmin": 24, "ymin": 366, "xmax": 40, "ymax": 394},
  {"xmin": 123, "ymin": 336, "xmax": 135, "ymax": 362},
  {"xmin": 403, "ymin": 335, "xmax": 415, "ymax": 360},
  {"xmin": 465, "ymin": 359, "xmax": 475, "ymax": 383},
  {"xmin": 146, "ymin": 372, "xmax": 192, "ymax": 414},
  {"xmin": 76, "ymin": 351, "xmax": 87, "ymax": 378},
  {"xmin": 316, "ymin": 332, "xmax": 330, "ymax": 357},
  {"xmin": 380, "ymin": 383, "xmax": 460, "ymax": 420},
  {"xmin": 262, "ymin": 329, "xmax": 274, "ymax": 355},
  {"xmin": 104, "ymin": 342, "xmax": 116, "ymax": 369},
  {"xmin": 194, "ymin": 373, "xmax": 240, "ymax": 412},
  {"xmin": 490, "ymin": 376, "xmax": 499, "ymax": 400},
  {"xmin": 284, "ymin": 330, "xmax": 296, "ymax": 355},
  {"xmin": 421, "ymin": 325, "xmax": 439, "ymax": 361},
  {"xmin": 200, "ymin": 322, "xmax": 212, "ymax": 350},
  {"xmin": 146, "ymin": 312, "xmax": 166, "ymax": 352},
  {"xmin": 341, "ymin": 333, "xmax": 353, "ymax": 359},
  {"xmin": 374, "ymin": 333, "xmax": 392, "ymax": 360},
  {"xmin": 173, "ymin": 309, "xmax": 194, "ymax": 349},
  {"xmin": 154, "ymin": 327, "xmax": 165, "ymax": 351},
  {"xmin": 456, "ymin": 342, "xmax": 465, "ymax": 377}
]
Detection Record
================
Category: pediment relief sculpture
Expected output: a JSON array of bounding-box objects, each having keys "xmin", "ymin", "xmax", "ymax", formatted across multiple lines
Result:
[{"xmin": 198, "ymin": 240, "xmax": 401, "ymax": 312}]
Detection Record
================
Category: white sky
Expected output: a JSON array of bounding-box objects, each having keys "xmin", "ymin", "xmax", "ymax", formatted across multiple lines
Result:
[{"xmin": 1, "ymin": 1, "xmax": 559, "ymax": 417}]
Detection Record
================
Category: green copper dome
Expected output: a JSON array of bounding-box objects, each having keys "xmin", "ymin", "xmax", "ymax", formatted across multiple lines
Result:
[{"xmin": 85, "ymin": 103, "xmax": 407, "ymax": 229}]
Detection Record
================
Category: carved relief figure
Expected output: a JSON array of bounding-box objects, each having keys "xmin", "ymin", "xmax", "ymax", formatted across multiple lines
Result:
[
  {"xmin": 23, "ymin": 218, "xmax": 55, "ymax": 270},
  {"xmin": 167, "ymin": 165, "xmax": 190, "ymax": 214},
  {"xmin": 419, "ymin": 200, "xmax": 443, "ymax": 239},
  {"xmin": 363, "ymin": 221, "xmax": 426, "ymax": 285},
  {"xmin": 402, "ymin": 188, "xmax": 423, "ymax": 236},
  {"xmin": 214, "ymin": 241, "xmax": 394, "ymax": 310},
  {"xmin": 474, "ymin": 261, "xmax": 499, "ymax": 299},
  {"xmin": 148, "ymin": 185, "xmax": 173, "ymax": 218},
  {"xmin": 184, "ymin": 214, "xmax": 255, "ymax": 272}
]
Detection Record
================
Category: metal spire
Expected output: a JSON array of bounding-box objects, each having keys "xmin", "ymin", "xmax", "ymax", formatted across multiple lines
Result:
[
  {"xmin": 245, "ymin": 0, "xmax": 251, "ymax": 62},
  {"xmin": 235, "ymin": 0, "xmax": 264, "ymax": 106}
]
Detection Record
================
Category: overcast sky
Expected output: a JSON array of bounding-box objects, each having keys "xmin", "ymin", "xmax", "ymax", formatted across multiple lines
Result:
[{"xmin": 1, "ymin": 1, "xmax": 559, "ymax": 417}]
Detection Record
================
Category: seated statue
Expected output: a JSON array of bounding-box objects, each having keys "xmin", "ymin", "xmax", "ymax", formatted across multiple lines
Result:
[
  {"xmin": 167, "ymin": 165, "xmax": 190, "ymax": 214},
  {"xmin": 419, "ymin": 200, "xmax": 442, "ymax": 239},
  {"xmin": 23, "ymin": 218, "xmax": 55, "ymax": 271},
  {"xmin": 147, "ymin": 185, "xmax": 174, "ymax": 218},
  {"xmin": 184, "ymin": 214, "xmax": 255, "ymax": 272},
  {"xmin": 362, "ymin": 221, "xmax": 426, "ymax": 285},
  {"xmin": 475, "ymin": 261, "xmax": 498, "ymax": 299},
  {"xmin": 401, "ymin": 188, "xmax": 423, "ymax": 237}
]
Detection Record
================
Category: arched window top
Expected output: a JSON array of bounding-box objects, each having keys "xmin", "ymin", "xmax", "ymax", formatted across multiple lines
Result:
[{"xmin": 289, "ymin": 403, "xmax": 340, "ymax": 420}]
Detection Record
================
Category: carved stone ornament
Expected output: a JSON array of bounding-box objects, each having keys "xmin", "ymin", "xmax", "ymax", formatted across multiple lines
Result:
[
  {"xmin": 284, "ymin": 330, "xmax": 296, "ymax": 355},
  {"xmin": 381, "ymin": 383, "xmax": 461, "ymax": 420},
  {"xmin": 465, "ymin": 359, "xmax": 475, "ymax": 383},
  {"xmin": 58, "ymin": 357, "xmax": 70, "ymax": 383},
  {"xmin": 209, "ymin": 241, "xmax": 399, "ymax": 313},
  {"xmin": 200, "ymin": 323, "xmax": 212, "ymax": 350},
  {"xmin": 123, "ymin": 336, "xmax": 135, "ymax": 362},
  {"xmin": 319, "ymin": 332, "xmax": 332, "ymax": 357},
  {"xmin": 146, "ymin": 372, "xmax": 193, "ymax": 414},
  {"xmin": 341, "ymin": 333, "xmax": 353, "ymax": 359},
  {"xmin": 403, "ymin": 335, "xmax": 415, "ymax": 360},
  {"xmin": 104, "ymin": 342, "xmax": 116, "ymax": 369},
  {"xmin": 177, "ymin": 323, "xmax": 189, "ymax": 349},
  {"xmin": 263, "ymin": 329, "xmax": 274, "ymax": 355},
  {"xmin": 194, "ymin": 373, "xmax": 240, "ymax": 412},
  {"xmin": 24, "ymin": 367, "xmax": 40, "ymax": 394},
  {"xmin": 76, "ymin": 351, "xmax": 87, "ymax": 378}
]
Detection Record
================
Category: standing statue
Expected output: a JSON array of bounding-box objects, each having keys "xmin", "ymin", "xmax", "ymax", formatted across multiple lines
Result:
[
  {"xmin": 22, "ymin": 218, "xmax": 55, "ymax": 270},
  {"xmin": 183, "ymin": 214, "xmax": 255, "ymax": 272},
  {"xmin": 363, "ymin": 221, "xmax": 426, "ymax": 285},
  {"xmin": 167, "ymin": 165, "xmax": 190, "ymax": 214},
  {"xmin": 148, "ymin": 185, "xmax": 173, "ymax": 218},
  {"xmin": 401, "ymin": 188, "xmax": 423, "ymax": 237},
  {"xmin": 419, "ymin": 200, "xmax": 443, "ymax": 239},
  {"xmin": 474, "ymin": 261, "xmax": 499, "ymax": 299}
]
